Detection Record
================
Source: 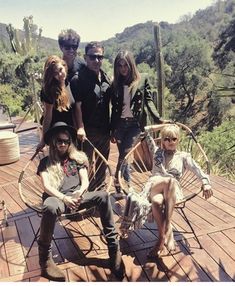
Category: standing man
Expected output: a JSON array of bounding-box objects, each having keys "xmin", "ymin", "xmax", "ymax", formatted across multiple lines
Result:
[
  {"xmin": 70, "ymin": 42, "xmax": 111, "ymax": 187},
  {"xmin": 58, "ymin": 28, "xmax": 85, "ymax": 82}
]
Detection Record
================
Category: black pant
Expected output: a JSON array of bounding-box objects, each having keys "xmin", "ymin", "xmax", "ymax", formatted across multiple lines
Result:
[
  {"xmin": 40, "ymin": 191, "xmax": 118, "ymax": 248},
  {"xmin": 81, "ymin": 129, "xmax": 110, "ymax": 190}
]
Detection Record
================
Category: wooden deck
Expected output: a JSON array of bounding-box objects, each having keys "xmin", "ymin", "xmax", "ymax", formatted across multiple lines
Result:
[{"xmin": 0, "ymin": 124, "xmax": 235, "ymax": 282}]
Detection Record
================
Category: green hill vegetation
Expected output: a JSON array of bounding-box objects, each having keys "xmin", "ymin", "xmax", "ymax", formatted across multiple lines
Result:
[{"xmin": 0, "ymin": 0, "xmax": 234, "ymax": 180}]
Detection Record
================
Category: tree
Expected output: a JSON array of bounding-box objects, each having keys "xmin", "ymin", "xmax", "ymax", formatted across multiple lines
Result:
[
  {"xmin": 199, "ymin": 120, "xmax": 235, "ymax": 181},
  {"xmin": 213, "ymin": 17, "xmax": 235, "ymax": 69},
  {"xmin": 212, "ymin": 17, "xmax": 235, "ymax": 104},
  {"xmin": 4, "ymin": 16, "xmax": 44, "ymax": 116},
  {"xmin": 164, "ymin": 32, "xmax": 214, "ymax": 125}
]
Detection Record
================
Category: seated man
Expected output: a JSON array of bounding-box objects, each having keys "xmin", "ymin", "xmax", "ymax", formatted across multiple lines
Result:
[{"xmin": 37, "ymin": 121, "xmax": 125, "ymax": 281}]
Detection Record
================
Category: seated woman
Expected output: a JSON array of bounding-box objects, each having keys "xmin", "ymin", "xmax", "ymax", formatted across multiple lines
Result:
[
  {"xmin": 37, "ymin": 122, "xmax": 125, "ymax": 281},
  {"xmin": 143, "ymin": 124, "xmax": 213, "ymax": 257}
]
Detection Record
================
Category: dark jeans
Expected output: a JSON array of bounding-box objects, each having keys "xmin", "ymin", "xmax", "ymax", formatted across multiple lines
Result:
[
  {"xmin": 114, "ymin": 118, "xmax": 141, "ymax": 182},
  {"xmin": 80, "ymin": 129, "xmax": 110, "ymax": 190},
  {"xmin": 40, "ymin": 191, "xmax": 118, "ymax": 248}
]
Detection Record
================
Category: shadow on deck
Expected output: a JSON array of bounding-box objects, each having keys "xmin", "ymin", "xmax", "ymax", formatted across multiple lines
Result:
[{"xmin": 0, "ymin": 125, "xmax": 235, "ymax": 282}]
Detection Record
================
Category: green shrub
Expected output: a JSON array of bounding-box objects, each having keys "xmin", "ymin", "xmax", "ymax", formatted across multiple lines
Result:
[{"xmin": 199, "ymin": 120, "xmax": 235, "ymax": 181}]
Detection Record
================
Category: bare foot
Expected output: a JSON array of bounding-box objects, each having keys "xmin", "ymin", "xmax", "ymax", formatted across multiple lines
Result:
[{"xmin": 165, "ymin": 224, "xmax": 175, "ymax": 251}]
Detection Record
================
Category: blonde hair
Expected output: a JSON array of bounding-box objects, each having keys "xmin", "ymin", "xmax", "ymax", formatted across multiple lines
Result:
[
  {"xmin": 46, "ymin": 163, "xmax": 64, "ymax": 190},
  {"xmin": 46, "ymin": 130, "xmax": 89, "ymax": 188},
  {"xmin": 160, "ymin": 125, "xmax": 180, "ymax": 141}
]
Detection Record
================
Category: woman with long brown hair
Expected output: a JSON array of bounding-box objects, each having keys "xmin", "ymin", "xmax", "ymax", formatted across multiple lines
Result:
[
  {"xmin": 37, "ymin": 55, "xmax": 76, "ymax": 150},
  {"xmin": 110, "ymin": 50, "xmax": 165, "ymax": 193}
]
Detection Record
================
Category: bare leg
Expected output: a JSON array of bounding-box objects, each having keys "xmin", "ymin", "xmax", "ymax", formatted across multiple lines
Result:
[
  {"xmin": 146, "ymin": 176, "xmax": 179, "ymax": 256},
  {"xmin": 163, "ymin": 178, "xmax": 178, "ymax": 251},
  {"xmin": 148, "ymin": 177, "xmax": 172, "ymax": 256},
  {"xmin": 150, "ymin": 193, "xmax": 165, "ymax": 256}
]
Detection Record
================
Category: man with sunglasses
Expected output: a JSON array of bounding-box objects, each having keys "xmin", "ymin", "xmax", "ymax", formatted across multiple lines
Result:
[
  {"xmin": 37, "ymin": 122, "xmax": 125, "ymax": 281},
  {"xmin": 70, "ymin": 41, "xmax": 111, "ymax": 188},
  {"xmin": 58, "ymin": 29, "xmax": 86, "ymax": 82}
]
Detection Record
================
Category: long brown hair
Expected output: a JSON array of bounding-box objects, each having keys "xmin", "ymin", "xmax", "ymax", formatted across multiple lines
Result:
[
  {"xmin": 113, "ymin": 50, "xmax": 141, "ymax": 93},
  {"xmin": 42, "ymin": 55, "xmax": 70, "ymax": 111}
]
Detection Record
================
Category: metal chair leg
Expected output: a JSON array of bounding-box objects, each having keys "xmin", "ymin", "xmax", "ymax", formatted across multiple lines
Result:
[
  {"xmin": 179, "ymin": 208, "xmax": 203, "ymax": 249},
  {"xmin": 25, "ymin": 226, "xmax": 40, "ymax": 257}
]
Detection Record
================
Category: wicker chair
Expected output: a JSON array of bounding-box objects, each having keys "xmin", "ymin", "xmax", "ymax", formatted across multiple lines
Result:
[
  {"xmin": 118, "ymin": 122, "xmax": 210, "ymax": 249},
  {"xmin": 18, "ymin": 138, "xmax": 113, "ymax": 257}
]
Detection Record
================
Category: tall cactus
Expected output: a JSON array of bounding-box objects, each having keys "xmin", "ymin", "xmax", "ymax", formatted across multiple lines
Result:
[
  {"xmin": 6, "ymin": 16, "xmax": 42, "ymax": 55},
  {"xmin": 153, "ymin": 23, "xmax": 165, "ymax": 117}
]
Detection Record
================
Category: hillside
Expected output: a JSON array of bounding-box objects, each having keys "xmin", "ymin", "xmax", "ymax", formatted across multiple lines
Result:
[
  {"xmin": 0, "ymin": 0, "xmax": 234, "ymax": 131},
  {"xmin": 100, "ymin": 0, "xmax": 235, "ymax": 131},
  {"xmin": 102, "ymin": 0, "xmax": 235, "ymax": 63}
]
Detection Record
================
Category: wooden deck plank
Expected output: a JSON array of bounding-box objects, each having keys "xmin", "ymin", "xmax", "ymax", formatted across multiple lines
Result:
[
  {"xmin": 67, "ymin": 265, "xmax": 89, "ymax": 282},
  {"xmin": 134, "ymin": 248, "xmax": 171, "ymax": 281},
  {"xmin": 2, "ymin": 221, "xmax": 27, "ymax": 276},
  {"xmin": 192, "ymin": 195, "xmax": 235, "ymax": 223},
  {"xmin": 0, "ymin": 127, "xmax": 235, "ymax": 281},
  {"xmin": 181, "ymin": 237, "xmax": 233, "ymax": 281},
  {"xmin": 0, "ymin": 227, "xmax": 10, "ymax": 278},
  {"xmin": 171, "ymin": 241, "xmax": 212, "ymax": 282},
  {"xmin": 122, "ymin": 252, "xmax": 150, "ymax": 281},
  {"xmin": 223, "ymin": 228, "xmax": 235, "ymax": 243},
  {"xmin": 200, "ymin": 234, "xmax": 235, "ymax": 280},
  {"xmin": 15, "ymin": 217, "xmax": 38, "ymax": 258},
  {"xmin": 209, "ymin": 232, "xmax": 235, "ymax": 261}
]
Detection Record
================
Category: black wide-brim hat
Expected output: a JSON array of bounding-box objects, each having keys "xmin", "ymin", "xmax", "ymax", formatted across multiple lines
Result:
[{"xmin": 44, "ymin": 122, "xmax": 77, "ymax": 145}]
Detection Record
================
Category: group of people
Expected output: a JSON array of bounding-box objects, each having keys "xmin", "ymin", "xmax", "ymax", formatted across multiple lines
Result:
[{"xmin": 35, "ymin": 28, "xmax": 213, "ymax": 281}]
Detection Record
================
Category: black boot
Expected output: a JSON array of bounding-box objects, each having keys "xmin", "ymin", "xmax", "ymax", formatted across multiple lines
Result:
[
  {"xmin": 108, "ymin": 245, "xmax": 125, "ymax": 280},
  {"xmin": 38, "ymin": 241, "xmax": 65, "ymax": 281}
]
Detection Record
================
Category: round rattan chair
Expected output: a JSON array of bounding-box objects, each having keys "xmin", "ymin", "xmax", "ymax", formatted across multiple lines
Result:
[
  {"xmin": 118, "ymin": 122, "xmax": 210, "ymax": 249},
  {"xmin": 18, "ymin": 138, "xmax": 113, "ymax": 256}
]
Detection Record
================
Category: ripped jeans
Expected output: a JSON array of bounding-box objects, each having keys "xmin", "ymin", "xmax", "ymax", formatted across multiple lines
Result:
[{"xmin": 114, "ymin": 118, "xmax": 141, "ymax": 183}]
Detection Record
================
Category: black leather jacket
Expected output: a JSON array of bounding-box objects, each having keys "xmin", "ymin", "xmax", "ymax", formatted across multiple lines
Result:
[{"xmin": 110, "ymin": 76, "xmax": 162, "ymax": 132}]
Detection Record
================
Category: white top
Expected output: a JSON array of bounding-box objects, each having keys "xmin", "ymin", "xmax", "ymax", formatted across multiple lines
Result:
[
  {"xmin": 145, "ymin": 132, "xmax": 210, "ymax": 185},
  {"xmin": 121, "ymin": 85, "xmax": 133, "ymax": 118}
]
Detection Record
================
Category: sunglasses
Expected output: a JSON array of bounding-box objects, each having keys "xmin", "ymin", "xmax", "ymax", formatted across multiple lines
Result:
[
  {"xmin": 87, "ymin": 54, "xmax": 104, "ymax": 61},
  {"xmin": 63, "ymin": 44, "xmax": 78, "ymax": 51},
  {"xmin": 56, "ymin": 138, "xmax": 71, "ymax": 145},
  {"xmin": 163, "ymin": 137, "xmax": 178, "ymax": 142}
]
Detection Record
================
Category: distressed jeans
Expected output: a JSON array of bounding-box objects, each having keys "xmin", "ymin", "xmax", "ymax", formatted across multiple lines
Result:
[
  {"xmin": 114, "ymin": 118, "xmax": 141, "ymax": 183},
  {"xmin": 40, "ymin": 191, "xmax": 118, "ymax": 248}
]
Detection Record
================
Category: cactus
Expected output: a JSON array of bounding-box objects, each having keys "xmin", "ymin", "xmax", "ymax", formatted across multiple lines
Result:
[
  {"xmin": 6, "ymin": 16, "xmax": 42, "ymax": 55},
  {"xmin": 153, "ymin": 23, "xmax": 165, "ymax": 117}
]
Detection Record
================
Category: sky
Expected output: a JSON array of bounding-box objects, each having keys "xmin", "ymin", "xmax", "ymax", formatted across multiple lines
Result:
[{"xmin": 0, "ymin": 0, "xmax": 215, "ymax": 42}]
